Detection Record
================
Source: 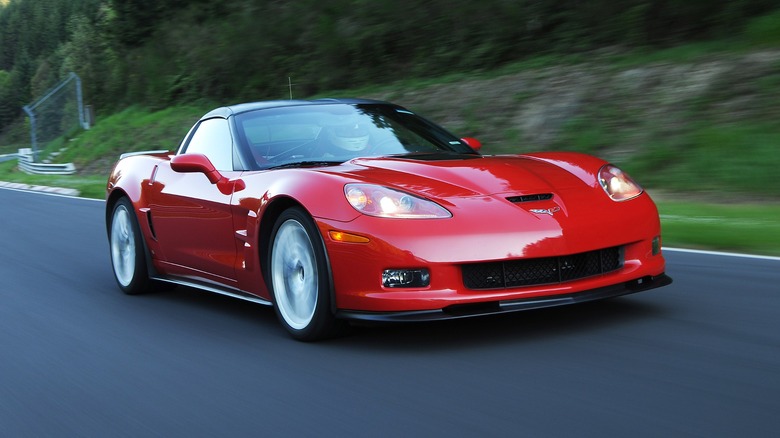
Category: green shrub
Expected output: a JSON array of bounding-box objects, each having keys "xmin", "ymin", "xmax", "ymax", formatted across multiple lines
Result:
[{"xmin": 745, "ymin": 8, "xmax": 780, "ymax": 45}]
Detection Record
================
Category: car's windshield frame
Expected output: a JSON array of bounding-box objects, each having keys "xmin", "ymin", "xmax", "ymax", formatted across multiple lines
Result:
[{"xmin": 232, "ymin": 103, "xmax": 479, "ymax": 170}]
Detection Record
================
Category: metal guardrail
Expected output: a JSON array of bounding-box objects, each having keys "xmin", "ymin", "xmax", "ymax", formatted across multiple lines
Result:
[
  {"xmin": 0, "ymin": 153, "xmax": 18, "ymax": 163},
  {"xmin": 17, "ymin": 148, "xmax": 76, "ymax": 175}
]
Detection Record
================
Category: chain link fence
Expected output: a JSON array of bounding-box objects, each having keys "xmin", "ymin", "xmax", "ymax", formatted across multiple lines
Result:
[{"xmin": 22, "ymin": 72, "xmax": 90, "ymax": 163}]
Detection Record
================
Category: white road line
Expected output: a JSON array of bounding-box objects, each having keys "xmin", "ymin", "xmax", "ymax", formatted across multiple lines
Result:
[
  {"xmin": 0, "ymin": 184, "xmax": 104, "ymax": 202},
  {"xmin": 664, "ymin": 247, "xmax": 780, "ymax": 262}
]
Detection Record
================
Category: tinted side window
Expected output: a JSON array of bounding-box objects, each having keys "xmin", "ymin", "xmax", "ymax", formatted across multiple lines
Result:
[{"xmin": 183, "ymin": 118, "xmax": 233, "ymax": 171}]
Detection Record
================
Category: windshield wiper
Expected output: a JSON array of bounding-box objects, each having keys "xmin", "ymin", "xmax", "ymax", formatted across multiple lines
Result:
[{"xmin": 265, "ymin": 160, "xmax": 344, "ymax": 170}]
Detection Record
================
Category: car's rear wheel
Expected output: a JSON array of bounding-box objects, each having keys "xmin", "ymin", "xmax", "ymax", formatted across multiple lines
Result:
[
  {"xmin": 268, "ymin": 207, "xmax": 344, "ymax": 341},
  {"xmin": 109, "ymin": 198, "xmax": 150, "ymax": 295}
]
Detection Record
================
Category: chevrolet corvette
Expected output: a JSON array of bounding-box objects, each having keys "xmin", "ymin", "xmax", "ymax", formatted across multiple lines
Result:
[{"xmin": 106, "ymin": 98, "xmax": 672, "ymax": 340}]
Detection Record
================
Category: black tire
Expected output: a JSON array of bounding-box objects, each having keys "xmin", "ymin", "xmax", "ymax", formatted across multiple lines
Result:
[
  {"xmin": 109, "ymin": 198, "xmax": 151, "ymax": 295},
  {"xmin": 267, "ymin": 207, "xmax": 346, "ymax": 341}
]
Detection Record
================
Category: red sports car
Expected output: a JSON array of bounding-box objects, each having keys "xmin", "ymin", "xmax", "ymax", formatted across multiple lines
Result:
[{"xmin": 106, "ymin": 98, "xmax": 672, "ymax": 340}]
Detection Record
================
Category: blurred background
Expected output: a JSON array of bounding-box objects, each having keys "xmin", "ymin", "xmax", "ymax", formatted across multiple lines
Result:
[{"xmin": 1, "ymin": 0, "xmax": 779, "ymax": 253}]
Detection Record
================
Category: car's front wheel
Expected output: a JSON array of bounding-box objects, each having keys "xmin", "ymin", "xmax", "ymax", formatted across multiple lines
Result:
[
  {"xmin": 268, "ymin": 207, "xmax": 344, "ymax": 341},
  {"xmin": 109, "ymin": 198, "xmax": 150, "ymax": 295}
]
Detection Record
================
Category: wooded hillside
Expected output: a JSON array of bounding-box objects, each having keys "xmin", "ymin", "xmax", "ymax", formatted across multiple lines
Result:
[{"xmin": 1, "ymin": 0, "xmax": 778, "ymax": 134}]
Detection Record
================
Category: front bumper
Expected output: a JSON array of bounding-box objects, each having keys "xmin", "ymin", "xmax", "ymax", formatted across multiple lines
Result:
[{"xmin": 336, "ymin": 273, "xmax": 672, "ymax": 322}]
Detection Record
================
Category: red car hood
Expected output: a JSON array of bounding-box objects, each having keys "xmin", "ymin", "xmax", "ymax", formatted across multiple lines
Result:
[
  {"xmin": 317, "ymin": 154, "xmax": 656, "ymax": 260},
  {"xmin": 341, "ymin": 155, "xmax": 590, "ymax": 199}
]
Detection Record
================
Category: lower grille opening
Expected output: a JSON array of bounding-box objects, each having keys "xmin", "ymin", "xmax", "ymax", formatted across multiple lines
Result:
[{"xmin": 462, "ymin": 246, "xmax": 623, "ymax": 290}]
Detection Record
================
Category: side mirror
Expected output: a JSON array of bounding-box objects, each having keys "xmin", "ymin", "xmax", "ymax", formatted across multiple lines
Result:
[
  {"xmin": 461, "ymin": 137, "xmax": 482, "ymax": 151},
  {"xmin": 170, "ymin": 153, "xmax": 223, "ymax": 184}
]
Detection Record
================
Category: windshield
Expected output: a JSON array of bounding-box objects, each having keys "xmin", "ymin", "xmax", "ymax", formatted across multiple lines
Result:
[{"xmin": 234, "ymin": 103, "xmax": 478, "ymax": 169}]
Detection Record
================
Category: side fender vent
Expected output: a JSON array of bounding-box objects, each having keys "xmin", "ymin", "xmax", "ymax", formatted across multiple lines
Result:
[{"xmin": 146, "ymin": 210, "xmax": 157, "ymax": 240}]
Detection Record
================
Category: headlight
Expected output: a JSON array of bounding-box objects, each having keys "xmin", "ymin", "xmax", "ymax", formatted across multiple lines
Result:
[
  {"xmin": 344, "ymin": 184, "xmax": 451, "ymax": 218},
  {"xmin": 598, "ymin": 164, "xmax": 643, "ymax": 201}
]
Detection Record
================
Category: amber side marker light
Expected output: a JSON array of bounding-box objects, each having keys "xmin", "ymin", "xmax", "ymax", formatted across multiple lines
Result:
[{"xmin": 329, "ymin": 230, "xmax": 370, "ymax": 243}]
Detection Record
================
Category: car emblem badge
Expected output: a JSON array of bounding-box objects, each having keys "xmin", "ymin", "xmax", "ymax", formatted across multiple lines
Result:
[{"xmin": 529, "ymin": 206, "xmax": 561, "ymax": 216}]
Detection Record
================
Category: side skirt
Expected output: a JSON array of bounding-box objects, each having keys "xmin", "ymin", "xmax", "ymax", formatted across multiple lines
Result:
[{"xmin": 152, "ymin": 276, "xmax": 273, "ymax": 306}]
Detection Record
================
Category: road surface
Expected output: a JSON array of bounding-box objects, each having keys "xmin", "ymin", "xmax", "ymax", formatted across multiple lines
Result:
[{"xmin": 1, "ymin": 187, "xmax": 778, "ymax": 437}]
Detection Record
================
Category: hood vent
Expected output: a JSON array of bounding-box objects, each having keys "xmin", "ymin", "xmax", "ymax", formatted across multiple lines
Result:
[{"xmin": 506, "ymin": 193, "xmax": 553, "ymax": 203}]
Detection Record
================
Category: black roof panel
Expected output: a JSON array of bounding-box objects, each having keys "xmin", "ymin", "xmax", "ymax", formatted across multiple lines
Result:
[{"xmin": 200, "ymin": 98, "xmax": 390, "ymax": 120}]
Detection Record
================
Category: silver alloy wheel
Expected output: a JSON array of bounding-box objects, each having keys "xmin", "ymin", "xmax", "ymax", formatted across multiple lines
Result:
[
  {"xmin": 111, "ymin": 204, "xmax": 136, "ymax": 287},
  {"xmin": 271, "ymin": 218, "xmax": 318, "ymax": 330}
]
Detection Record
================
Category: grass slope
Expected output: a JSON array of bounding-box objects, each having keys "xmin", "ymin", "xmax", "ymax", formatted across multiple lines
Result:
[{"xmin": 1, "ymin": 41, "xmax": 779, "ymax": 255}]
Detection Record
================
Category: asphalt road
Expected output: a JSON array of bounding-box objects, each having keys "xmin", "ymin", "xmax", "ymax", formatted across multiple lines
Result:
[{"xmin": 1, "ymin": 187, "xmax": 779, "ymax": 437}]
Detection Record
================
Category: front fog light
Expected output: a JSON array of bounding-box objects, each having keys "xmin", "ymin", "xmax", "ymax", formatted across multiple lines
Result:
[
  {"xmin": 382, "ymin": 269, "xmax": 430, "ymax": 288},
  {"xmin": 652, "ymin": 236, "xmax": 661, "ymax": 255}
]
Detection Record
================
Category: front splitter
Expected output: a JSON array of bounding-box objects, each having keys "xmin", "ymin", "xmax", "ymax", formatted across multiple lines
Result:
[{"xmin": 336, "ymin": 273, "xmax": 672, "ymax": 323}]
